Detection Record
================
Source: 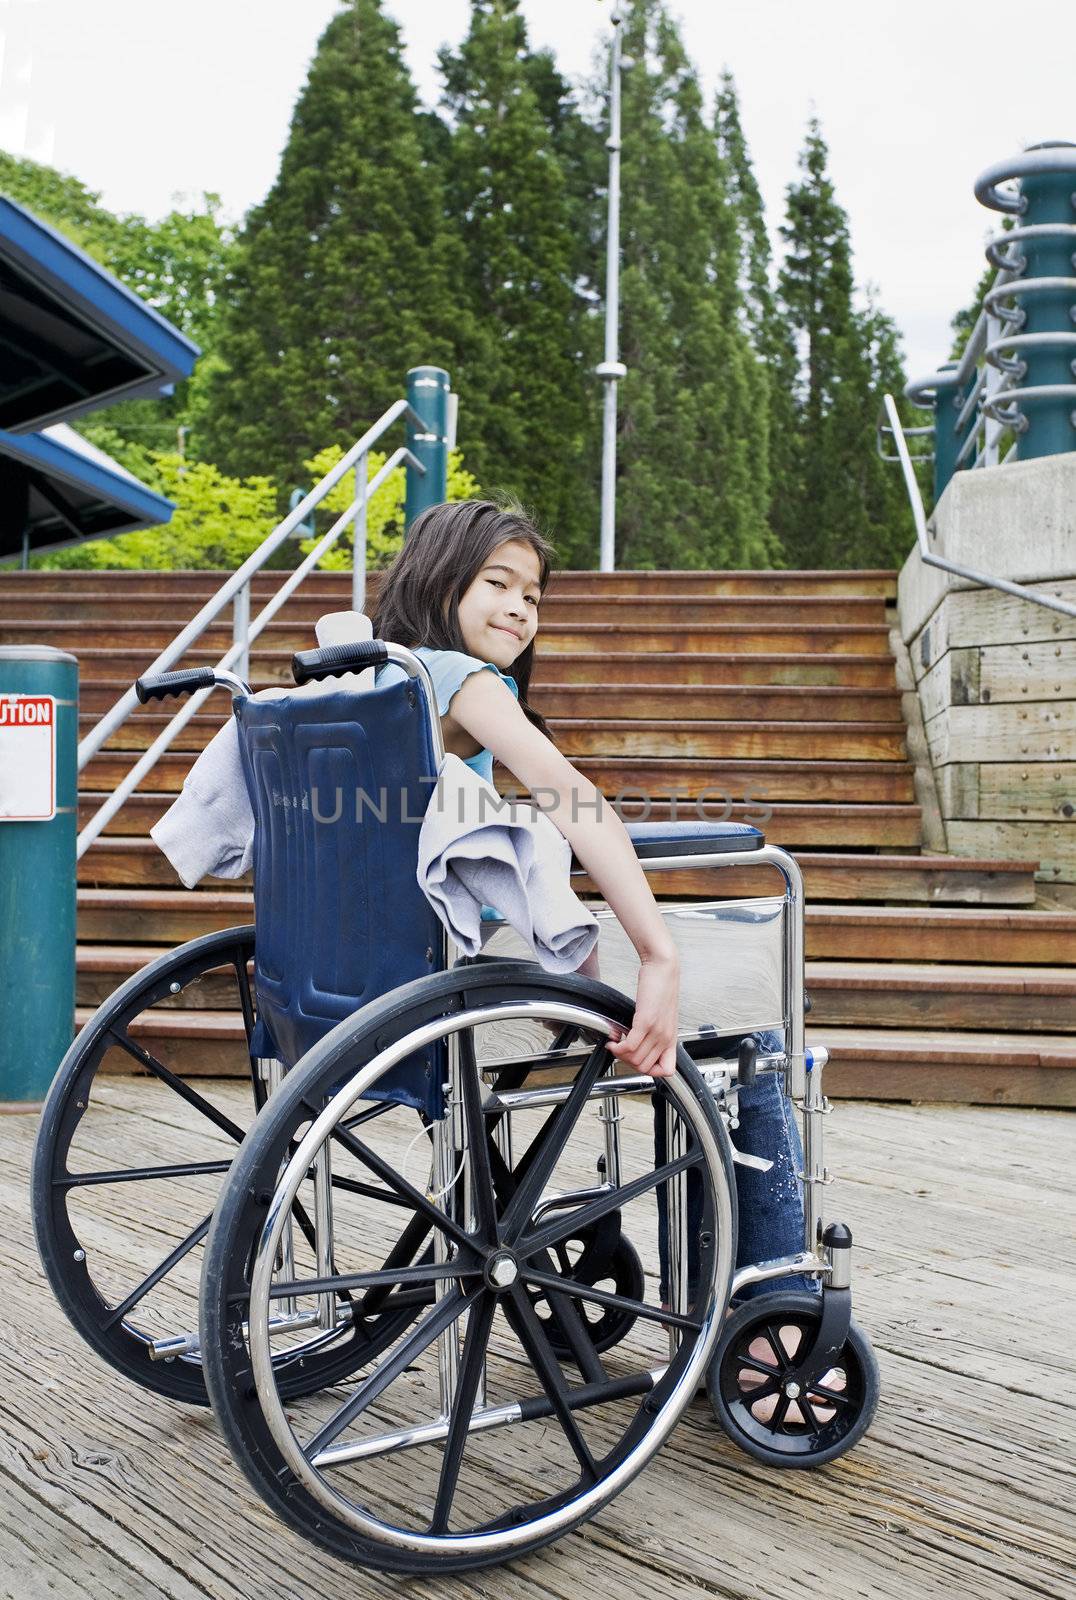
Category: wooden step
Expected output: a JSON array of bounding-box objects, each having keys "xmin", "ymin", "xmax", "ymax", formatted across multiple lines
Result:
[
  {"xmin": 69, "ymin": 648, "xmax": 899, "ymax": 691},
  {"xmin": 540, "ymin": 757, "xmax": 916, "ymax": 804},
  {"xmin": 0, "ymin": 618, "xmax": 311, "ymax": 654},
  {"xmin": 80, "ymin": 749, "xmax": 920, "ymax": 804},
  {"xmin": 78, "ymin": 887, "xmax": 253, "ymax": 943},
  {"xmin": 805, "ymin": 904, "xmax": 1076, "ymax": 964},
  {"xmin": 79, "ymin": 1006, "xmax": 252, "ymax": 1076},
  {"xmin": 537, "ymin": 623, "xmax": 894, "ymax": 656},
  {"xmin": 79, "ymin": 836, "xmax": 1037, "ymax": 905},
  {"xmin": 86, "ymin": 712, "xmax": 910, "ymax": 765},
  {"xmin": 806, "ymin": 960, "xmax": 1076, "ymax": 1032},
  {"xmin": 542, "ymin": 653, "xmax": 899, "ymax": 688},
  {"xmin": 1, "ymin": 616, "xmax": 896, "ymax": 658},
  {"xmin": 554, "ymin": 720, "xmax": 908, "ymax": 763},
  {"xmin": 810, "ymin": 1026, "xmax": 1076, "ymax": 1106},
  {"xmin": 78, "ymin": 682, "xmax": 908, "ymax": 725},
  {"xmin": 76, "ymin": 796, "xmax": 922, "ymax": 849},
  {"xmin": 76, "ymin": 944, "xmax": 250, "ymax": 1009},
  {"xmin": 0, "ymin": 567, "xmax": 899, "ymax": 599},
  {"xmin": 3, "ymin": 589, "xmax": 888, "ymax": 627}
]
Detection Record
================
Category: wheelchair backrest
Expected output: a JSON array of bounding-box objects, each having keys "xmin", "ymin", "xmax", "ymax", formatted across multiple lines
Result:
[{"xmin": 234, "ymin": 674, "xmax": 446, "ymax": 1114}]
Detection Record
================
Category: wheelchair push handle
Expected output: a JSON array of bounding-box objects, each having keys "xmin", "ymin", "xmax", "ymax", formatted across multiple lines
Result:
[
  {"xmin": 135, "ymin": 667, "xmax": 250, "ymax": 703},
  {"xmin": 291, "ymin": 641, "xmax": 390, "ymax": 685}
]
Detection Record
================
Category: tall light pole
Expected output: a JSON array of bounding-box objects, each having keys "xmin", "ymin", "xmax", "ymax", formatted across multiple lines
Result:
[{"xmin": 597, "ymin": 7, "xmax": 627, "ymax": 572}]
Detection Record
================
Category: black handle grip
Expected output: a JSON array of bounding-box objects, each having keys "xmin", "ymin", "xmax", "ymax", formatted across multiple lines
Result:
[
  {"xmin": 135, "ymin": 668, "xmax": 218, "ymax": 704},
  {"xmin": 291, "ymin": 641, "xmax": 390, "ymax": 685}
]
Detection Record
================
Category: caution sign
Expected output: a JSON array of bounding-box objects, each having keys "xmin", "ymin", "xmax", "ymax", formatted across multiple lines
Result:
[{"xmin": 0, "ymin": 695, "xmax": 56, "ymax": 820}]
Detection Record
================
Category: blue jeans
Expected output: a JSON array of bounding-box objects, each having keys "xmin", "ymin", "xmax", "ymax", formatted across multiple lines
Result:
[{"xmin": 653, "ymin": 1030, "xmax": 819, "ymax": 1305}]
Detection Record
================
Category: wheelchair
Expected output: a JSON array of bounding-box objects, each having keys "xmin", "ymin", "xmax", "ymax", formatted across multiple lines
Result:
[{"xmin": 33, "ymin": 639, "xmax": 879, "ymax": 1575}]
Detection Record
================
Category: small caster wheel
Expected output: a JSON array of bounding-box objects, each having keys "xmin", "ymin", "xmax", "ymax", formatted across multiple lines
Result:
[
  {"xmin": 707, "ymin": 1291, "xmax": 879, "ymax": 1467},
  {"xmin": 528, "ymin": 1216, "xmax": 644, "ymax": 1357}
]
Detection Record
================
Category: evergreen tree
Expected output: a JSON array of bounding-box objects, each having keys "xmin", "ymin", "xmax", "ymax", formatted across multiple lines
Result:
[
  {"xmin": 437, "ymin": 1, "xmax": 597, "ymax": 561},
  {"xmin": 776, "ymin": 119, "xmax": 908, "ymax": 566},
  {"xmin": 713, "ymin": 71, "xmax": 797, "ymax": 560},
  {"xmin": 198, "ymin": 0, "xmax": 464, "ymax": 492},
  {"xmin": 611, "ymin": 1, "xmax": 775, "ymax": 569}
]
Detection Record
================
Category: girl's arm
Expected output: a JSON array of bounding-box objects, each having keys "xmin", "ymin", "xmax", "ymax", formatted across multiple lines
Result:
[{"xmin": 446, "ymin": 672, "xmax": 680, "ymax": 1078}]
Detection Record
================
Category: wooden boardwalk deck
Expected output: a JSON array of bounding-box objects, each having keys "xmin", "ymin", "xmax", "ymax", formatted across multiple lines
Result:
[{"xmin": 1, "ymin": 1087, "xmax": 1074, "ymax": 1600}]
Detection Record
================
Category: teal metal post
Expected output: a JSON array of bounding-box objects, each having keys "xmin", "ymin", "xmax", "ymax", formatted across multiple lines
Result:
[
  {"xmin": 1018, "ymin": 159, "xmax": 1076, "ymax": 460},
  {"xmin": 0, "ymin": 647, "xmax": 78, "ymax": 1102},
  {"xmin": 404, "ymin": 365, "xmax": 450, "ymax": 532},
  {"xmin": 931, "ymin": 364, "xmax": 964, "ymax": 503}
]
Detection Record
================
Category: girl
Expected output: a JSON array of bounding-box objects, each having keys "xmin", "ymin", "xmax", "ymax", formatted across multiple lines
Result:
[{"xmin": 373, "ymin": 498, "xmax": 818, "ymax": 1320}]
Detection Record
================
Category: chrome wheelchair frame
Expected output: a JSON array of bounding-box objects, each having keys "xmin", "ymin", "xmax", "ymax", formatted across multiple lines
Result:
[{"xmin": 33, "ymin": 638, "xmax": 878, "ymax": 1577}]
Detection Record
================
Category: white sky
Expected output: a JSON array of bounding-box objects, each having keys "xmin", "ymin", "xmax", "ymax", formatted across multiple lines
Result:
[{"xmin": 1, "ymin": 0, "xmax": 1074, "ymax": 382}]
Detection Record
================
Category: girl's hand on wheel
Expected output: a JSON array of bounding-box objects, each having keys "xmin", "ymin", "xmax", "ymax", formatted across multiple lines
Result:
[{"xmin": 607, "ymin": 951, "xmax": 681, "ymax": 1078}]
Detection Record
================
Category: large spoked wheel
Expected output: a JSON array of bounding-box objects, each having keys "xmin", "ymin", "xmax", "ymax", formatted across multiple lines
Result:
[
  {"xmin": 31, "ymin": 927, "xmax": 418, "ymax": 1406},
  {"xmin": 200, "ymin": 960, "xmax": 737, "ymax": 1575}
]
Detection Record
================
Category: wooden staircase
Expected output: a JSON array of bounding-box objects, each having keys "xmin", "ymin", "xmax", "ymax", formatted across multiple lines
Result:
[{"xmin": 2, "ymin": 567, "xmax": 1072, "ymax": 1105}]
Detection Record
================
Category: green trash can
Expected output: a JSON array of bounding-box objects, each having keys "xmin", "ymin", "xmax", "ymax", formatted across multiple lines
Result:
[{"xmin": 0, "ymin": 646, "xmax": 78, "ymax": 1103}]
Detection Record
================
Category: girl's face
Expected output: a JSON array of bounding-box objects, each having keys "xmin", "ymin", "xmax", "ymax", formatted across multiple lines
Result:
[{"xmin": 455, "ymin": 539, "xmax": 542, "ymax": 669}]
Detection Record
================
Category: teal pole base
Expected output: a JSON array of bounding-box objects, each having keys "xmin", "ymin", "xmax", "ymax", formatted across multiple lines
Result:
[
  {"xmin": 0, "ymin": 647, "xmax": 78, "ymax": 1102},
  {"xmin": 404, "ymin": 365, "xmax": 450, "ymax": 533}
]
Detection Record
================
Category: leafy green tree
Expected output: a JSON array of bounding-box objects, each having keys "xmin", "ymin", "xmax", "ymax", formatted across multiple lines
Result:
[
  {"xmin": 297, "ymin": 445, "xmax": 481, "ymax": 571},
  {"xmin": 437, "ymin": 0, "xmax": 597, "ymax": 561},
  {"xmin": 776, "ymin": 119, "xmax": 909, "ymax": 566},
  {"xmin": 610, "ymin": 0, "xmax": 775, "ymax": 569},
  {"xmin": 0, "ymin": 151, "xmax": 235, "ymax": 457},
  {"xmin": 198, "ymin": 0, "xmax": 464, "ymax": 493},
  {"xmin": 32, "ymin": 454, "xmax": 277, "ymax": 570}
]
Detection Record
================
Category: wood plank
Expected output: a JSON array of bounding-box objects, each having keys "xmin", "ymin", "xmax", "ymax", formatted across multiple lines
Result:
[
  {"xmin": 555, "ymin": 721, "xmax": 909, "ymax": 762},
  {"xmin": 911, "ymin": 580, "xmax": 1076, "ymax": 679},
  {"xmin": 83, "ymin": 684, "xmax": 908, "ymax": 727},
  {"xmin": 77, "ymin": 889, "xmax": 254, "ymax": 944},
  {"xmin": 945, "ymin": 821, "xmax": 1073, "ymax": 883},
  {"xmin": 1, "ymin": 591, "xmax": 889, "ymax": 626},
  {"xmin": 81, "ymin": 754, "xmax": 921, "ymax": 804},
  {"xmin": 936, "ymin": 761, "xmax": 1076, "ymax": 822},
  {"xmin": 88, "ymin": 714, "xmax": 911, "ymax": 764},
  {"xmin": 924, "ymin": 700, "xmax": 1076, "ymax": 764},
  {"xmin": 75, "ymin": 799, "xmax": 920, "ymax": 854},
  {"xmin": 806, "ymin": 961, "xmax": 1076, "ymax": 1033},
  {"xmin": 79, "ymin": 840, "xmax": 1035, "ymax": 904},
  {"xmin": 537, "ymin": 622, "xmax": 894, "ymax": 656},
  {"xmin": 920, "ymin": 641, "xmax": 1076, "ymax": 712},
  {"xmin": 805, "ymin": 905, "xmax": 1076, "ymax": 965},
  {"xmin": 814, "ymin": 1026, "xmax": 1076, "ymax": 1106},
  {"xmin": 72, "ymin": 648, "xmax": 901, "ymax": 691},
  {"xmin": 979, "ymin": 639, "xmax": 1076, "ymax": 702},
  {"xmin": 0, "ymin": 1086, "xmax": 1073, "ymax": 1600}
]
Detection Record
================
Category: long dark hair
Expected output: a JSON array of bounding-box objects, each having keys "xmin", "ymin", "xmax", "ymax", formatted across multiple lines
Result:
[{"xmin": 372, "ymin": 499, "xmax": 557, "ymax": 736}]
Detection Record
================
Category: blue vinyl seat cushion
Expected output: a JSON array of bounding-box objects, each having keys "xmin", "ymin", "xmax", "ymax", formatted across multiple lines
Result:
[{"xmin": 625, "ymin": 820, "xmax": 765, "ymax": 857}]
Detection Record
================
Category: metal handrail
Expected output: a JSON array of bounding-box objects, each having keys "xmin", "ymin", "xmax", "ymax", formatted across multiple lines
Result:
[
  {"xmin": 75, "ymin": 411, "xmax": 425, "ymax": 859},
  {"xmin": 77, "ymin": 397, "xmax": 424, "ymax": 773},
  {"xmin": 882, "ymin": 392, "xmax": 1076, "ymax": 621}
]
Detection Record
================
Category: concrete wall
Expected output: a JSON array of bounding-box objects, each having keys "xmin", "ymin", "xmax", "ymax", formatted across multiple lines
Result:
[{"xmin": 897, "ymin": 456, "xmax": 1076, "ymax": 885}]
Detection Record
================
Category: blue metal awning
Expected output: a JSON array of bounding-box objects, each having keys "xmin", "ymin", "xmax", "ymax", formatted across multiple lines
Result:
[
  {"xmin": 0, "ymin": 423, "xmax": 174, "ymax": 560},
  {"xmin": 0, "ymin": 195, "xmax": 201, "ymax": 434}
]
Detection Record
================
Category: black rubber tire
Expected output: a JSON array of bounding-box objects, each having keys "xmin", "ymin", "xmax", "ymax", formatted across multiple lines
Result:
[
  {"xmin": 707, "ymin": 1290, "xmax": 880, "ymax": 1467},
  {"xmin": 200, "ymin": 960, "xmax": 738, "ymax": 1575},
  {"xmin": 30, "ymin": 927, "xmax": 419, "ymax": 1406}
]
